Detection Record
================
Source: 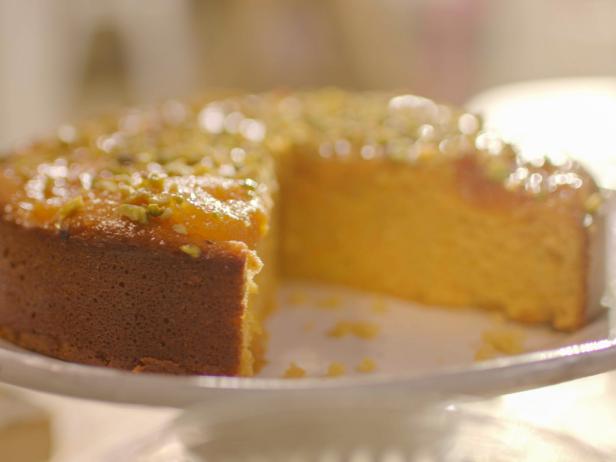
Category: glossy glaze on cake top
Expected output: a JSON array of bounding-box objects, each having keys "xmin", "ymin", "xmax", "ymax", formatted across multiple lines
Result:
[{"xmin": 0, "ymin": 89, "xmax": 602, "ymax": 252}]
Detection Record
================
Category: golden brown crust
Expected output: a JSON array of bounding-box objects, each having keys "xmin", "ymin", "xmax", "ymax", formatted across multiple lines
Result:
[{"xmin": 0, "ymin": 219, "xmax": 251, "ymax": 375}]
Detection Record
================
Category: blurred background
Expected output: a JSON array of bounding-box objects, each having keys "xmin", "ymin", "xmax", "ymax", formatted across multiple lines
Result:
[{"xmin": 2, "ymin": 0, "xmax": 616, "ymax": 150}]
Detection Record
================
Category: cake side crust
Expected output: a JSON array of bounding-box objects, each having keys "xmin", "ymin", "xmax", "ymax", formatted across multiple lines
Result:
[{"xmin": 0, "ymin": 219, "xmax": 255, "ymax": 375}]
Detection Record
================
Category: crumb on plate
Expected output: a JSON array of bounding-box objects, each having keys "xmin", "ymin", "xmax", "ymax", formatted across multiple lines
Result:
[
  {"xmin": 356, "ymin": 357, "xmax": 377, "ymax": 373},
  {"xmin": 325, "ymin": 362, "xmax": 346, "ymax": 378},
  {"xmin": 282, "ymin": 362, "xmax": 306, "ymax": 378},
  {"xmin": 327, "ymin": 320, "xmax": 380, "ymax": 339},
  {"xmin": 475, "ymin": 327, "xmax": 525, "ymax": 361}
]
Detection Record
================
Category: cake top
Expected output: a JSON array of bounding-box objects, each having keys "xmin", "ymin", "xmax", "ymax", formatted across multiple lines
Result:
[{"xmin": 0, "ymin": 89, "xmax": 601, "ymax": 251}]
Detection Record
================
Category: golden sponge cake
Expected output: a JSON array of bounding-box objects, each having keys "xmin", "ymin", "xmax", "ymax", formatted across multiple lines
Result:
[{"xmin": 0, "ymin": 90, "xmax": 606, "ymax": 375}]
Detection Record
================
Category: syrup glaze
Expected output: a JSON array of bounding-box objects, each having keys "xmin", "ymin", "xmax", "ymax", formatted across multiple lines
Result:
[{"xmin": 0, "ymin": 89, "xmax": 601, "ymax": 252}]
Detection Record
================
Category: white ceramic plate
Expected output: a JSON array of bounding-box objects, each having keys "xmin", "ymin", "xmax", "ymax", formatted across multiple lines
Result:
[{"xmin": 1, "ymin": 80, "xmax": 615, "ymax": 407}]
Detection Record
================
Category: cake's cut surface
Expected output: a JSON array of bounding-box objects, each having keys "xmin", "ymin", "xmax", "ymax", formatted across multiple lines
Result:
[
  {"xmin": 0, "ymin": 90, "xmax": 605, "ymax": 376},
  {"xmin": 281, "ymin": 148, "xmax": 599, "ymax": 329}
]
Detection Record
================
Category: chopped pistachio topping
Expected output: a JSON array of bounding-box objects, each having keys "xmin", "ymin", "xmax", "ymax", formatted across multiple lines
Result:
[
  {"xmin": 146, "ymin": 203, "xmax": 165, "ymax": 217},
  {"xmin": 180, "ymin": 244, "xmax": 201, "ymax": 258},
  {"xmin": 240, "ymin": 179, "xmax": 258, "ymax": 191},
  {"xmin": 118, "ymin": 204, "xmax": 148, "ymax": 224},
  {"xmin": 165, "ymin": 160, "xmax": 194, "ymax": 176},
  {"xmin": 4, "ymin": 89, "xmax": 593, "ymax": 238},
  {"xmin": 126, "ymin": 191, "xmax": 151, "ymax": 205},
  {"xmin": 584, "ymin": 192, "xmax": 602, "ymax": 214},
  {"xmin": 150, "ymin": 194, "xmax": 171, "ymax": 205},
  {"xmin": 58, "ymin": 195, "xmax": 84, "ymax": 219},
  {"xmin": 144, "ymin": 174, "xmax": 165, "ymax": 192},
  {"xmin": 159, "ymin": 208, "xmax": 173, "ymax": 220},
  {"xmin": 96, "ymin": 179, "xmax": 118, "ymax": 192},
  {"xmin": 485, "ymin": 159, "xmax": 511, "ymax": 182},
  {"xmin": 118, "ymin": 184, "xmax": 135, "ymax": 198},
  {"xmin": 172, "ymin": 224, "xmax": 187, "ymax": 234}
]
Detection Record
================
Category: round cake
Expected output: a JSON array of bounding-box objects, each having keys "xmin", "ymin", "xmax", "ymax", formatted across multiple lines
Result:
[{"xmin": 0, "ymin": 90, "xmax": 606, "ymax": 376}]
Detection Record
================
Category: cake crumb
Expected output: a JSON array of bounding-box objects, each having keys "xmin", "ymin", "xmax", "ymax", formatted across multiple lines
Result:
[
  {"xmin": 351, "ymin": 322, "xmax": 380, "ymax": 339},
  {"xmin": 371, "ymin": 297, "xmax": 389, "ymax": 314},
  {"xmin": 475, "ymin": 343, "xmax": 497, "ymax": 361},
  {"xmin": 317, "ymin": 295, "xmax": 342, "ymax": 309},
  {"xmin": 327, "ymin": 321, "xmax": 351, "ymax": 338},
  {"xmin": 488, "ymin": 312, "xmax": 506, "ymax": 325},
  {"xmin": 475, "ymin": 327, "xmax": 525, "ymax": 361},
  {"xmin": 356, "ymin": 357, "xmax": 376, "ymax": 373},
  {"xmin": 325, "ymin": 362, "xmax": 346, "ymax": 377},
  {"xmin": 283, "ymin": 362, "xmax": 306, "ymax": 378},
  {"xmin": 327, "ymin": 321, "xmax": 380, "ymax": 339},
  {"xmin": 287, "ymin": 290, "xmax": 307, "ymax": 305}
]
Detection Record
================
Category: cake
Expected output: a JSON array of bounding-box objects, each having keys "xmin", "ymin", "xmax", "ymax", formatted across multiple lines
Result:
[{"xmin": 0, "ymin": 90, "xmax": 605, "ymax": 376}]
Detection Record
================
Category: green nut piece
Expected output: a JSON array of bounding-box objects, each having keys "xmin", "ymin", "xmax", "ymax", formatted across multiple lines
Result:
[
  {"xmin": 118, "ymin": 204, "xmax": 148, "ymax": 224},
  {"xmin": 58, "ymin": 195, "xmax": 85, "ymax": 219},
  {"xmin": 180, "ymin": 244, "xmax": 201, "ymax": 258}
]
